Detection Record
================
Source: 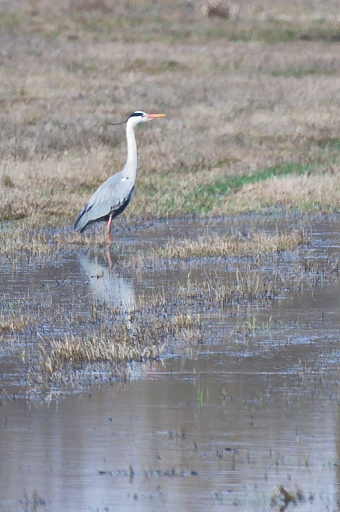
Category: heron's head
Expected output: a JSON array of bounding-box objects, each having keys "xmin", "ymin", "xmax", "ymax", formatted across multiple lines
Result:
[
  {"xmin": 110, "ymin": 111, "xmax": 165, "ymax": 129},
  {"xmin": 128, "ymin": 111, "xmax": 165, "ymax": 126}
]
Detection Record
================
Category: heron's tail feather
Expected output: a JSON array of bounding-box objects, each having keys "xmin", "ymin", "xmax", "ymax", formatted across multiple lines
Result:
[{"xmin": 74, "ymin": 206, "xmax": 90, "ymax": 233}]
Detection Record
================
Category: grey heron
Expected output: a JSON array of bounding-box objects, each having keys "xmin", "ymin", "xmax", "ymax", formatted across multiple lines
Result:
[{"xmin": 74, "ymin": 110, "xmax": 165, "ymax": 237}]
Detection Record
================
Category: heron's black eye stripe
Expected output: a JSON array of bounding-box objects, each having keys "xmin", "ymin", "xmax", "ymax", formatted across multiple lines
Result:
[{"xmin": 129, "ymin": 112, "xmax": 144, "ymax": 118}]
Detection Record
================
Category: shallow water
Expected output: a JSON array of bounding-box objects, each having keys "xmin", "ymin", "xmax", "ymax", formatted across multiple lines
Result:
[{"xmin": 1, "ymin": 215, "xmax": 340, "ymax": 511}]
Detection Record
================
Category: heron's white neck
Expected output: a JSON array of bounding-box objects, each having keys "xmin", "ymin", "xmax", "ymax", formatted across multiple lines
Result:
[{"xmin": 124, "ymin": 120, "xmax": 138, "ymax": 180}]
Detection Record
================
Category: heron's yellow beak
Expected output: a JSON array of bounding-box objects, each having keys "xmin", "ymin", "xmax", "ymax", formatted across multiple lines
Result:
[{"xmin": 146, "ymin": 113, "xmax": 166, "ymax": 119}]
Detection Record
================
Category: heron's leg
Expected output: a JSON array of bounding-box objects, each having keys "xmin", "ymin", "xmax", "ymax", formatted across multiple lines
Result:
[
  {"xmin": 106, "ymin": 214, "xmax": 113, "ymax": 241},
  {"xmin": 106, "ymin": 248, "xmax": 113, "ymax": 267}
]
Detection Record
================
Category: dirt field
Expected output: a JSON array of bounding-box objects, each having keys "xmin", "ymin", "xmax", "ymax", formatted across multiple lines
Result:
[{"xmin": 0, "ymin": 0, "xmax": 339, "ymax": 230}]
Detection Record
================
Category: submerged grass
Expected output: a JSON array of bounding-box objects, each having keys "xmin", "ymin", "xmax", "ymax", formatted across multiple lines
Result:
[
  {"xmin": 0, "ymin": 313, "xmax": 31, "ymax": 334},
  {"xmin": 40, "ymin": 306, "xmax": 202, "ymax": 379},
  {"xmin": 36, "ymin": 248, "xmax": 339, "ymax": 382},
  {"xmin": 0, "ymin": 223, "xmax": 309, "ymax": 261},
  {"xmin": 40, "ymin": 332, "xmax": 161, "ymax": 376},
  {"xmin": 156, "ymin": 229, "xmax": 308, "ymax": 259}
]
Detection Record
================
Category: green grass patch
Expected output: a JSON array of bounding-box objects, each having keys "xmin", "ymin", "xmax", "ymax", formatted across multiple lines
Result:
[
  {"xmin": 193, "ymin": 162, "xmax": 314, "ymax": 212},
  {"xmin": 138, "ymin": 163, "xmax": 315, "ymax": 217},
  {"xmin": 0, "ymin": 12, "xmax": 25, "ymax": 33},
  {"xmin": 205, "ymin": 163, "xmax": 312, "ymax": 197},
  {"xmin": 315, "ymin": 138, "xmax": 340, "ymax": 151}
]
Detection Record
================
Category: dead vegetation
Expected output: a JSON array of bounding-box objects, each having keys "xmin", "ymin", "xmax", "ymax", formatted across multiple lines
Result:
[
  {"xmin": 34, "ymin": 248, "xmax": 338, "ymax": 381},
  {"xmin": 39, "ymin": 304, "xmax": 202, "ymax": 380},
  {"xmin": 155, "ymin": 229, "xmax": 309, "ymax": 259},
  {"xmin": 0, "ymin": 225, "xmax": 109, "ymax": 257},
  {"xmin": 0, "ymin": 0, "xmax": 339, "ymax": 232},
  {"xmin": 0, "ymin": 313, "xmax": 31, "ymax": 334},
  {"xmin": 271, "ymin": 484, "xmax": 305, "ymax": 512},
  {"xmin": 0, "ymin": 226, "xmax": 336, "ymax": 384}
]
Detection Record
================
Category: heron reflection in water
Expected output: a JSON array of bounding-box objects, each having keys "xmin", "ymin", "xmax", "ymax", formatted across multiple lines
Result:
[{"xmin": 79, "ymin": 252, "xmax": 135, "ymax": 316}]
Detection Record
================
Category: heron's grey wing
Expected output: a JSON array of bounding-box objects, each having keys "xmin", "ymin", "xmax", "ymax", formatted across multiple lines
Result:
[{"xmin": 74, "ymin": 173, "xmax": 134, "ymax": 232}]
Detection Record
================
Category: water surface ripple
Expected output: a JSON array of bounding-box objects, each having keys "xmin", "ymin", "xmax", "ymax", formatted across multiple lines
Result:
[{"xmin": 1, "ymin": 215, "xmax": 340, "ymax": 511}]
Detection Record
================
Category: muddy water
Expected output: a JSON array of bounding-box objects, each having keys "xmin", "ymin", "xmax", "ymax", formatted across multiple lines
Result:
[{"xmin": 1, "ymin": 215, "xmax": 340, "ymax": 511}]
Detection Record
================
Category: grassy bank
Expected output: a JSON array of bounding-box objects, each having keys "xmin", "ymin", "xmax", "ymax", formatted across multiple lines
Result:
[{"xmin": 0, "ymin": 0, "xmax": 339, "ymax": 232}]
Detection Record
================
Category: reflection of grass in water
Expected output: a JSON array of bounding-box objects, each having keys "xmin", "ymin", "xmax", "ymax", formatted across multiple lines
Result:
[
  {"xmin": 37, "ymin": 253, "xmax": 339, "ymax": 382},
  {"xmin": 1, "ymin": 229, "xmax": 338, "ymax": 387},
  {"xmin": 1, "ymin": 235, "xmax": 338, "ymax": 386}
]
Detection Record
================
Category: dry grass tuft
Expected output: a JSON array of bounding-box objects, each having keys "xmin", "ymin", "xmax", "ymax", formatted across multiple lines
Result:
[
  {"xmin": 0, "ymin": 313, "xmax": 31, "ymax": 334},
  {"xmin": 156, "ymin": 230, "xmax": 309, "ymax": 259},
  {"xmin": 39, "ymin": 306, "xmax": 202, "ymax": 378},
  {"xmin": 40, "ymin": 331, "xmax": 161, "ymax": 376},
  {"xmin": 0, "ymin": 226, "xmax": 109, "ymax": 257},
  {"xmin": 178, "ymin": 265, "xmax": 277, "ymax": 307}
]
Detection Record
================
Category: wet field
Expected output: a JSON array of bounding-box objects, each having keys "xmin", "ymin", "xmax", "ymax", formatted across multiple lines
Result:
[{"xmin": 1, "ymin": 215, "xmax": 340, "ymax": 511}]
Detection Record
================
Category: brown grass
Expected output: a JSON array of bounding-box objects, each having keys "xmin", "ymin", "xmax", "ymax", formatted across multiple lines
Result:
[
  {"xmin": 0, "ymin": 0, "xmax": 339, "ymax": 232},
  {"xmin": 0, "ymin": 225, "xmax": 110, "ymax": 257},
  {"xmin": 156, "ymin": 229, "xmax": 309, "ymax": 259},
  {"xmin": 229, "ymin": 174, "xmax": 340, "ymax": 212},
  {"xmin": 0, "ymin": 313, "xmax": 31, "ymax": 334},
  {"xmin": 37, "ymin": 248, "xmax": 339, "ymax": 380},
  {"xmin": 40, "ymin": 307, "xmax": 202, "ymax": 378},
  {"xmin": 39, "ymin": 332, "xmax": 162, "ymax": 376}
]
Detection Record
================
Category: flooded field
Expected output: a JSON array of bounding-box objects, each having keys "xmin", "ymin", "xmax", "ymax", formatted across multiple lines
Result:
[{"xmin": 1, "ymin": 215, "xmax": 340, "ymax": 511}]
